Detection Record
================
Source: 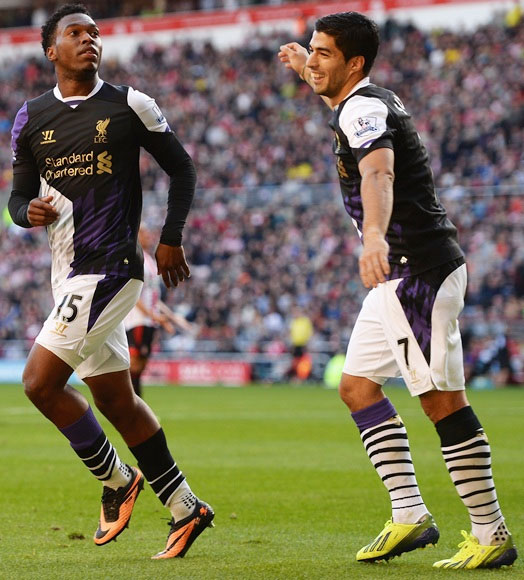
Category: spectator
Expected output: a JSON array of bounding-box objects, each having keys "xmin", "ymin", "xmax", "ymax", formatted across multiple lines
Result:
[{"xmin": 0, "ymin": 15, "xmax": 522, "ymax": 385}]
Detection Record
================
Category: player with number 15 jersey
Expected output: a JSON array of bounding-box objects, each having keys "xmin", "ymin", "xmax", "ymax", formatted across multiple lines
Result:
[{"xmin": 10, "ymin": 80, "xmax": 193, "ymax": 290}]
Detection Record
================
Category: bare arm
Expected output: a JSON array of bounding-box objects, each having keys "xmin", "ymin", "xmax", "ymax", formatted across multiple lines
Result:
[{"xmin": 358, "ymin": 148, "xmax": 394, "ymax": 288}]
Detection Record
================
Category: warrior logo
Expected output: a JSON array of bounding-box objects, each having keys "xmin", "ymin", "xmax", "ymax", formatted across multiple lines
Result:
[{"xmin": 40, "ymin": 130, "xmax": 56, "ymax": 145}]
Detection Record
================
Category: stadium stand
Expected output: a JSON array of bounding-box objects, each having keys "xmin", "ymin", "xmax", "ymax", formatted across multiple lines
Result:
[
  {"xmin": 0, "ymin": 0, "xmax": 306, "ymax": 29},
  {"xmin": 0, "ymin": 9, "xmax": 522, "ymax": 386}
]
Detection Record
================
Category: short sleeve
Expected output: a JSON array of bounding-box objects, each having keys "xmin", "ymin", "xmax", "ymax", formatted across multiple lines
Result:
[
  {"xmin": 127, "ymin": 86, "xmax": 171, "ymax": 133},
  {"xmin": 339, "ymin": 95, "xmax": 393, "ymax": 154}
]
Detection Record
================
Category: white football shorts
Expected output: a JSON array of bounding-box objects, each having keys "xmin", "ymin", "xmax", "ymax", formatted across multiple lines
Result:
[
  {"xmin": 35, "ymin": 275, "xmax": 142, "ymax": 379},
  {"xmin": 343, "ymin": 262, "xmax": 467, "ymax": 396}
]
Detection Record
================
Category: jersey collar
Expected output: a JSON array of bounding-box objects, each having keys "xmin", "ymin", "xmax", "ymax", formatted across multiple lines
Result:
[
  {"xmin": 53, "ymin": 78, "xmax": 104, "ymax": 104},
  {"xmin": 334, "ymin": 77, "xmax": 371, "ymax": 110}
]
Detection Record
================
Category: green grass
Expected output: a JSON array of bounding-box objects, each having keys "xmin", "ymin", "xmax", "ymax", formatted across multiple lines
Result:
[{"xmin": 0, "ymin": 384, "xmax": 522, "ymax": 579}]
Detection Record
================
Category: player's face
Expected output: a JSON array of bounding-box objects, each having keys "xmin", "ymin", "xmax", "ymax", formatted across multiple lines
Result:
[
  {"xmin": 306, "ymin": 31, "xmax": 360, "ymax": 105},
  {"xmin": 47, "ymin": 13, "xmax": 102, "ymax": 79}
]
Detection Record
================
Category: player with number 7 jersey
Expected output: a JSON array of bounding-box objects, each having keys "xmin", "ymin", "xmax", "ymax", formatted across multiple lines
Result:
[{"xmin": 278, "ymin": 10, "xmax": 516, "ymax": 568}]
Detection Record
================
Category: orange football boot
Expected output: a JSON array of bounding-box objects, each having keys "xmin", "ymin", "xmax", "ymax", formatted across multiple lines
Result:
[
  {"xmin": 152, "ymin": 500, "xmax": 215, "ymax": 559},
  {"xmin": 94, "ymin": 466, "xmax": 144, "ymax": 545}
]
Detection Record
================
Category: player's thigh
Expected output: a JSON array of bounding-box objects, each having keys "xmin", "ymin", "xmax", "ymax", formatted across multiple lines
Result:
[
  {"xmin": 429, "ymin": 263, "xmax": 467, "ymax": 390},
  {"xmin": 381, "ymin": 263, "xmax": 467, "ymax": 396},
  {"xmin": 23, "ymin": 342, "xmax": 74, "ymax": 392},
  {"xmin": 343, "ymin": 287, "xmax": 401, "ymax": 384},
  {"xmin": 84, "ymin": 368, "xmax": 134, "ymax": 406}
]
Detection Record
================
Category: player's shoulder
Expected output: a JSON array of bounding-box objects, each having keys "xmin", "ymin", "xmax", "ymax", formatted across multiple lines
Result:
[
  {"xmin": 125, "ymin": 86, "xmax": 170, "ymax": 133},
  {"xmin": 96, "ymin": 81, "xmax": 131, "ymax": 104},
  {"xmin": 24, "ymin": 89, "xmax": 57, "ymax": 115},
  {"xmin": 354, "ymin": 84, "xmax": 409, "ymax": 116},
  {"xmin": 341, "ymin": 83, "xmax": 408, "ymax": 126},
  {"xmin": 354, "ymin": 83, "xmax": 392, "ymax": 99},
  {"xmin": 96, "ymin": 83, "xmax": 169, "ymax": 132},
  {"xmin": 344, "ymin": 84, "xmax": 396, "ymax": 111},
  {"xmin": 339, "ymin": 84, "xmax": 389, "ymax": 124},
  {"xmin": 12, "ymin": 90, "xmax": 56, "ymax": 137}
]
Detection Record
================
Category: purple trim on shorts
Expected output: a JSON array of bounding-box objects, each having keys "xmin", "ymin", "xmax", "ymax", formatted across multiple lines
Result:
[
  {"xmin": 60, "ymin": 406, "xmax": 103, "ymax": 450},
  {"xmin": 395, "ymin": 276, "xmax": 437, "ymax": 364},
  {"xmin": 351, "ymin": 398, "xmax": 397, "ymax": 431},
  {"xmin": 87, "ymin": 276, "xmax": 128, "ymax": 333}
]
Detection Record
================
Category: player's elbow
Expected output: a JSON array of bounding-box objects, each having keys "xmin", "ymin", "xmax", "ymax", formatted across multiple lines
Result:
[
  {"xmin": 361, "ymin": 167, "xmax": 395, "ymax": 195},
  {"xmin": 364, "ymin": 166, "xmax": 394, "ymax": 182}
]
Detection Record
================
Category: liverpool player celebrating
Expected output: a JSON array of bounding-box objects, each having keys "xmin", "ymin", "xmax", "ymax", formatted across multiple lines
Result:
[
  {"xmin": 9, "ymin": 3, "xmax": 213, "ymax": 559},
  {"xmin": 278, "ymin": 11, "xmax": 516, "ymax": 569}
]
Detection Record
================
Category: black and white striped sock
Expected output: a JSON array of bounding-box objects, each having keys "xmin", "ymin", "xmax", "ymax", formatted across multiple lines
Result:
[
  {"xmin": 129, "ymin": 428, "xmax": 193, "ymax": 520},
  {"xmin": 75, "ymin": 433, "xmax": 131, "ymax": 489},
  {"xmin": 360, "ymin": 414, "xmax": 429, "ymax": 524},
  {"xmin": 436, "ymin": 406, "xmax": 507, "ymax": 546}
]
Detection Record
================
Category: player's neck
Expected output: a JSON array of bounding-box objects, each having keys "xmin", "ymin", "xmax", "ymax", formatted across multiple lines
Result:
[
  {"xmin": 56, "ymin": 73, "xmax": 100, "ymax": 98},
  {"xmin": 329, "ymin": 72, "xmax": 366, "ymax": 108}
]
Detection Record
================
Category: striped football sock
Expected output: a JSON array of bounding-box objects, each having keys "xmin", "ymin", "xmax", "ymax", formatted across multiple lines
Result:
[
  {"xmin": 436, "ymin": 407, "xmax": 506, "ymax": 546},
  {"xmin": 129, "ymin": 428, "xmax": 194, "ymax": 521},
  {"xmin": 352, "ymin": 398, "xmax": 429, "ymax": 524},
  {"xmin": 60, "ymin": 407, "xmax": 131, "ymax": 490}
]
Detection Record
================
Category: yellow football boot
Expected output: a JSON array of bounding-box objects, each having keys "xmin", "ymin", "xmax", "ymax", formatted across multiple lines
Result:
[
  {"xmin": 433, "ymin": 530, "xmax": 517, "ymax": 569},
  {"xmin": 357, "ymin": 514, "xmax": 439, "ymax": 563}
]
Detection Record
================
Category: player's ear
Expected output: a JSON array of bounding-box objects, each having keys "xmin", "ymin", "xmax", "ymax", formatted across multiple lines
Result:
[
  {"xmin": 349, "ymin": 55, "xmax": 365, "ymax": 72},
  {"xmin": 46, "ymin": 45, "xmax": 57, "ymax": 62}
]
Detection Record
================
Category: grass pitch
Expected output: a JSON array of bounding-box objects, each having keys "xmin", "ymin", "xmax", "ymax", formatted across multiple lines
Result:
[{"xmin": 0, "ymin": 383, "xmax": 522, "ymax": 579}]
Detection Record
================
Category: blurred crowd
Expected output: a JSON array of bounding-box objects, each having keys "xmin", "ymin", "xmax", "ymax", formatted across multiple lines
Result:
[
  {"xmin": 0, "ymin": 0, "xmax": 296, "ymax": 29},
  {"xmin": 0, "ymin": 15, "xmax": 522, "ymax": 386}
]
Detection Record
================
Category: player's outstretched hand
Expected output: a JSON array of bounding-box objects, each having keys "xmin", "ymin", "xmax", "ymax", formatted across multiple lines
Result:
[
  {"xmin": 155, "ymin": 243, "xmax": 191, "ymax": 289},
  {"xmin": 27, "ymin": 195, "xmax": 60, "ymax": 226},
  {"xmin": 278, "ymin": 43, "xmax": 309, "ymax": 77}
]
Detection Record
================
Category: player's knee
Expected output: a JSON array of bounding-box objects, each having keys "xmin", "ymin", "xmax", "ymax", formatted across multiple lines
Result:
[
  {"xmin": 338, "ymin": 380, "xmax": 351, "ymax": 406},
  {"xmin": 338, "ymin": 376, "xmax": 360, "ymax": 410},
  {"xmin": 22, "ymin": 370, "xmax": 48, "ymax": 406},
  {"xmin": 338, "ymin": 375, "xmax": 385, "ymax": 412},
  {"xmin": 419, "ymin": 390, "xmax": 469, "ymax": 424}
]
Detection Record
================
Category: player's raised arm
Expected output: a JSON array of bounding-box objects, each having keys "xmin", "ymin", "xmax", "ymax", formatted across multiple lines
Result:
[{"xmin": 278, "ymin": 42, "xmax": 309, "ymax": 78}]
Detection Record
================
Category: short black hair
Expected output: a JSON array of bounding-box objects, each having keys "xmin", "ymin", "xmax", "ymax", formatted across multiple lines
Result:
[
  {"xmin": 41, "ymin": 3, "xmax": 91, "ymax": 55},
  {"xmin": 315, "ymin": 12, "xmax": 380, "ymax": 75}
]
